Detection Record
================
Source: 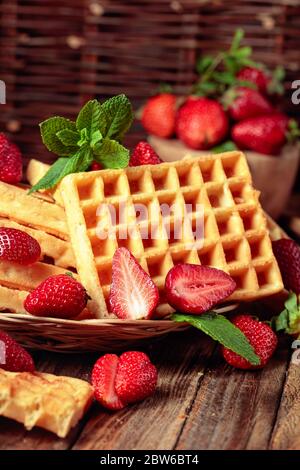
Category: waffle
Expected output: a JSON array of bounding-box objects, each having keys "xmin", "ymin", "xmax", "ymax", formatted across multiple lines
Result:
[
  {"xmin": 0, "ymin": 369, "xmax": 93, "ymax": 438},
  {"xmin": 0, "ymin": 184, "xmax": 76, "ymax": 307},
  {"xmin": 0, "ymin": 182, "xmax": 68, "ymax": 239},
  {"xmin": 60, "ymin": 151, "xmax": 283, "ymax": 318}
]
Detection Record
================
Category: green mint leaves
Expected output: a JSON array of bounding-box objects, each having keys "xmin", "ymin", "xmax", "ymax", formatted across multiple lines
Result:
[
  {"xmin": 172, "ymin": 312, "xmax": 260, "ymax": 366},
  {"xmin": 30, "ymin": 94, "xmax": 133, "ymax": 193},
  {"xmin": 272, "ymin": 292, "xmax": 300, "ymax": 335}
]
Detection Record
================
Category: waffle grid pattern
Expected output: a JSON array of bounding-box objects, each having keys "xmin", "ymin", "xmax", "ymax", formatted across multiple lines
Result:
[{"xmin": 61, "ymin": 151, "xmax": 283, "ymax": 318}]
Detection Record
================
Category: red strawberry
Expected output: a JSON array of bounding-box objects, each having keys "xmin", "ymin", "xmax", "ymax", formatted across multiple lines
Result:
[
  {"xmin": 91, "ymin": 351, "xmax": 157, "ymax": 410},
  {"xmin": 24, "ymin": 274, "xmax": 88, "ymax": 319},
  {"xmin": 92, "ymin": 354, "xmax": 125, "ymax": 410},
  {"xmin": 221, "ymin": 315, "xmax": 278, "ymax": 369},
  {"xmin": 175, "ymin": 98, "xmax": 228, "ymax": 150},
  {"xmin": 232, "ymin": 114, "xmax": 289, "ymax": 155},
  {"xmin": 0, "ymin": 330, "xmax": 35, "ymax": 372},
  {"xmin": 115, "ymin": 351, "xmax": 157, "ymax": 404},
  {"xmin": 129, "ymin": 141, "xmax": 161, "ymax": 166},
  {"xmin": 90, "ymin": 161, "xmax": 102, "ymax": 171},
  {"xmin": 237, "ymin": 67, "xmax": 270, "ymax": 95},
  {"xmin": 226, "ymin": 87, "xmax": 273, "ymax": 121},
  {"xmin": 0, "ymin": 228, "xmax": 41, "ymax": 265},
  {"xmin": 272, "ymin": 239, "xmax": 300, "ymax": 294},
  {"xmin": 165, "ymin": 264, "xmax": 236, "ymax": 314},
  {"xmin": 0, "ymin": 133, "xmax": 23, "ymax": 184},
  {"xmin": 141, "ymin": 93, "xmax": 176, "ymax": 138},
  {"xmin": 109, "ymin": 248, "xmax": 159, "ymax": 320}
]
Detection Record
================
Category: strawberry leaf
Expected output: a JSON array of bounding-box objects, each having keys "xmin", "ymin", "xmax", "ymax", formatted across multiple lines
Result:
[
  {"xmin": 101, "ymin": 94, "xmax": 133, "ymax": 142},
  {"xmin": 40, "ymin": 117, "xmax": 78, "ymax": 156},
  {"xmin": 94, "ymin": 138, "xmax": 129, "ymax": 169},
  {"xmin": 172, "ymin": 312, "xmax": 260, "ymax": 366},
  {"xmin": 211, "ymin": 141, "xmax": 237, "ymax": 154}
]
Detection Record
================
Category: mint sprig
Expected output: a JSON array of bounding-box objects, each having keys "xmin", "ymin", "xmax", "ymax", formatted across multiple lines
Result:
[
  {"xmin": 172, "ymin": 312, "xmax": 260, "ymax": 366},
  {"xmin": 272, "ymin": 292, "xmax": 300, "ymax": 335},
  {"xmin": 30, "ymin": 94, "xmax": 133, "ymax": 193}
]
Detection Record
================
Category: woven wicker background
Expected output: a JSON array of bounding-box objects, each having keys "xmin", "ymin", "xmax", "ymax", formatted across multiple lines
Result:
[{"xmin": 0, "ymin": 0, "xmax": 300, "ymax": 165}]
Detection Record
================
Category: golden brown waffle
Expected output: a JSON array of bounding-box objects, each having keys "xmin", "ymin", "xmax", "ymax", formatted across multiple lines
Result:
[
  {"xmin": 0, "ymin": 369, "xmax": 93, "ymax": 437},
  {"xmin": 0, "ymin": 285, "xmax": 27, "ymax": 313},
  {"xmin": 60, "ymin": 151, "xmax": 283, "ymax": 318},
  {"xmin": 0, "ymin": 182, "xmax": 68, "ymax": 239}
]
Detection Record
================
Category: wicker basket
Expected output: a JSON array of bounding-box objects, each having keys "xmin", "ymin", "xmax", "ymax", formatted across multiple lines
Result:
[{"xmin": 0, "ymin": 215, "xmax": 284, "ymax": 353}]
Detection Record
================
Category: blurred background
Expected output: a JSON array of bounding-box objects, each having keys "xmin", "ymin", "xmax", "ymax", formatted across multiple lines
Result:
[{"xmin": 0, "ymin": 0, "xmax": 300, "ymax": 230}]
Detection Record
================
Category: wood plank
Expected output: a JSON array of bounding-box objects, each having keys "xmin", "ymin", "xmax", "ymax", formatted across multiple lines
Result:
[
  {"xmin": 270, "ymin": 357, "xmax": 300, "ymax": 450},
  {"xmin": 175, "ymin": 338, "xmax": 289, "ymax": 450},
  {"xmin": 73, "ymin": 330, "xmax": 215, "ymax": 450}
]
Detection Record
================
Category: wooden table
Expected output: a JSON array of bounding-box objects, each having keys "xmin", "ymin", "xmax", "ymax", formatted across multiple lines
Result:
[{"xmin": 0, "ymin": 328, "xmax": 299, "ymax": 451}]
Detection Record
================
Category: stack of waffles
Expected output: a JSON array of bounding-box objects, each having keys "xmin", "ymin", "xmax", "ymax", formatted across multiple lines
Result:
[{"xmin": 1, "ymin": 151, "xmax": 284, "ymax": 319}]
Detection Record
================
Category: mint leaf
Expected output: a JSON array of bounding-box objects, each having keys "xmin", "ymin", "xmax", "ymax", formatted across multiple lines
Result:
[
  {"xmin": 78, "ymin": 128, "xmax": 89, "ymax": 147},
  {"xmin": 76, "ymin": 99, "xmax": 103, "ymax": 135},
  {"xmin": 40, "ymin": 117, "xmax": 77, "ymax": 156},
  {"xmin": 56, "ymin": 128, "xmax": 80, "ymax": 146},
  {"xmin": 91, "ymin": 130, "xmax": 102, "ymax": 148},
  {"xmin": 272, "ymin": 292, "xmax": 300, "ymax": 334},
  {"xmin": 172, "ymin": 312, "xmax": 260, "ymax": 366},
  {"xmin": 101, "ymin": 94, "xmax": 133, "ymax": 141},
  {"xmin": 59, "ymin": 146, "xmax": 93, "ymax": 177},
  {"xmin": 212, "ymin": 141, "xmax": 237, "ymax": 154},
  {"xmin": 29, "ymin": 157, "xmax": 69, "ymax": 193},
  {"xmin": 94, "ymin": 138, "xmax": 129, "ymax": 169}
]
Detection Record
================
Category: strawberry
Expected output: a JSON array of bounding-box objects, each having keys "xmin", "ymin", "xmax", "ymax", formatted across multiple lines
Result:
[
  {"xmin": 0, "ymin": 133, "xmax": 23, "ymax": 184},
  {"xmin": 232, "ymin": 114, "xmax": 289, "ymax": 155},
  {"xmin": 175, "ymin": 98, "xmax": 228, "ymax": 150},
  {"xmin": 0, "ymin": 330, "xmax": 35, "ymax": 372},
  {"xmin": 92, "ymin": 354, "xmax": 125, "ymax": 410},
  {"xmin": 221, "ymin": 315, "xmax": 278, "ymax": 369},
  {"xmin": 141, "ymin": 93, "xmax": 176, "ymax": 138},
  {"xmin": 91, "ymin": 351, "xmax": 157, "ymax": 410},
  {"xmin": 0, "ymin": 228, "xmax": 41, "ymax": 265},
  {"xmin": 237, "ymin": 67, "xmax": 270, "ymax": 95},
  {"xmin": 24, "ymin": 274, "xmax": 88, "ymax": 319},
  {"xmin": 115, "ymin": 351, "xmax": 157, "ymax": 404},
  {"xmin": 90, "ymin": 161, "xmax": 102, "ymax": 171},
  {"xmin": 226, "ymin": 87, "xmax": 273, "ymax": 121},
  {"xmin": 165, "ymin": 264, "xmax": 236, "ymax": 314},
  {"xmin": 109, "ymin": 248, "xmax": 159, "ymax": 320},
  {"xmin": 129, "ymin": 141, "xmax": 161, "ymax": 167},
  {"xmin": 272, "ymin": 239, "xmax": 300, "ymax": 294}
]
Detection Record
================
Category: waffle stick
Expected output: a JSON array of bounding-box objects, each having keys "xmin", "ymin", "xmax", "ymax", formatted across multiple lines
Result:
[
  {"xmin": 0, "ymin": 181, "xmax": 68, "ymax": 240},
  {"xmin": 0, "ymin": 369, "xmax": 93, "ymax": 438},
  {"xmin": 0, "ymin": 285, "xmax": 27, "ymax": 313},
  {"xmin": 26, "ymin": 159, "xmax": 63, "ymax": 206},
  {"xmin": 60, "ymin": 151, "xmax": 283, "ymax": 319}
]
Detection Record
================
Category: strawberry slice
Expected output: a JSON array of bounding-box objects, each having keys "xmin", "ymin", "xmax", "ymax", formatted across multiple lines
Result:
[
  {"xmin": 109, "ymin": 247, "xmax": 159, "ymax": 320},
  {"xmin": 91, "ymin": 354, "xmax": 125, "ymax": 410},
  {"xmin": 165, "ymin": 264, "xmax": 236, "ymax": 314}
]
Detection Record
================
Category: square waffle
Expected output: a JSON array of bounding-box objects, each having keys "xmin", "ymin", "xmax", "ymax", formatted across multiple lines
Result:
[
  {"xmin": 60, "ymin": 151, "xmax": 283, "ymax": 319},
  {"xmin": 0, "ymin": 369, "xmax": 93, "ymax": 437}
]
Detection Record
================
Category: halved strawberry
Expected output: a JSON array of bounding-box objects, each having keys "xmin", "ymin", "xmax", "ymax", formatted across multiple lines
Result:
[
  {"xmin": 91, "ymin": 354, "xmax": 125, "ymax": 410},
  {"xmin": 109, "ymin": 247, "xmax": 159, "ymax": 320},
  {"xmin": 165, "ymin": 264, "xmax": 236, "ymax": 314}
]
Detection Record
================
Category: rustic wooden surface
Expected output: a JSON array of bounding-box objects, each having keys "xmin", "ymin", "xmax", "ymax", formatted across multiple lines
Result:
[{"xmin": 0, "ymin": 328, "xmax": 298, "ymax": 450}]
